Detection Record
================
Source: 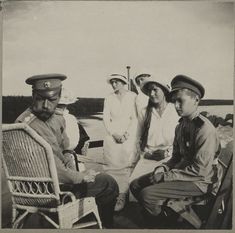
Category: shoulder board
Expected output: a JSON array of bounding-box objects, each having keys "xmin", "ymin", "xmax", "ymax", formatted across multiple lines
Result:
[
  {"xmin": 18, "ymin": 110, "xmax": 36, "ymax": 125},
  {"xmin": 193, "ymin": 116, "xmax": 205, "ymax": 128}
]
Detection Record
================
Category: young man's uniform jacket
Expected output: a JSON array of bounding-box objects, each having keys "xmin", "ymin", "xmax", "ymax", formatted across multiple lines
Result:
[{"xmin": 161, "ymin": 112, "xmax": 223, "ymax": 195}]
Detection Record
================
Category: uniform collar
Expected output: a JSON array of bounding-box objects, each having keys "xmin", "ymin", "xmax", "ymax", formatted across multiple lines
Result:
[{"xmin": 179, "ymin": 110, "xmax": 200, "ymax": 123}]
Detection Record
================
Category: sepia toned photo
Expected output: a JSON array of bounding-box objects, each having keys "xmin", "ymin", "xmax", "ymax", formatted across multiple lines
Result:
[{"xmin": 1, "ymin": 0, "xmax": 234, "ymax": 230}]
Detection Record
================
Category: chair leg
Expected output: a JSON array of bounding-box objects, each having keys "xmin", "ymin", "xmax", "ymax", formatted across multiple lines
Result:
[
  {"xmin": 93, "ymin": 206, "xmax": 102, "ymax": 229},
  {"xmin": 38, "ymin": 212, "xmax": 59, "ymax": 228},
  {"xmin": 12, "ymin": 208, "xmax": 17, "ymax": 225},
  {"xmin": 58, "ymin": 212, "xmax": 73, "ymax": 229},
  {"xmin": 12, "ymin": 210, "xmax": 29, "ymax": 229}
]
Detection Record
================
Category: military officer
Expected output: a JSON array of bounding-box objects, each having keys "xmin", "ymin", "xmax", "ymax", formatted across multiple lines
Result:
[
  {"xmin": 130, "ymin": 75, "xmax": 222, "ymax": 227},
  {"xmin": 15, "ymin": 74, "xmax": 119, "ymax": 228}
]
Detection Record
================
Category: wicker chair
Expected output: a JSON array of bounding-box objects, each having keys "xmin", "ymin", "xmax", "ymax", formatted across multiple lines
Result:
[{"xmin": 2, "ymin": 123, "xmax": 102, "ymax": 229}]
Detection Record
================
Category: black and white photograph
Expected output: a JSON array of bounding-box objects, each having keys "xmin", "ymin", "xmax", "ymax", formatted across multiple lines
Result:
[{"xmin": 1, "ymin": 0, "xmax": 234, "ymax": 230}]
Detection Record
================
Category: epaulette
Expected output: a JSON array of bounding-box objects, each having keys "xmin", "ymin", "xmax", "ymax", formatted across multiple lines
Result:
[
  {"xmin": 18, "ymin": 110, "xmax": 36, "ymax": 125},
  {"xmin": 193, "ymin": 115, "xmax": 205, "ymax": 128}
]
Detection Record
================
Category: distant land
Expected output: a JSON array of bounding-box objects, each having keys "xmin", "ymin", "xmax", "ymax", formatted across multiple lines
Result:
[{"xmin": 2, "ymin": 96, "xmax": 233, "ymax": 123}]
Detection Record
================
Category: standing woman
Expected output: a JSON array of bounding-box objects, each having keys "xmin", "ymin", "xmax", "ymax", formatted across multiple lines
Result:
[{"xmin": 103, "ymin": 74, "xmax": 138, "ymax": 211}]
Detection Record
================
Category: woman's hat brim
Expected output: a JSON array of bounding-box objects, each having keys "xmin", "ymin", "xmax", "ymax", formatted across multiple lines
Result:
[
  {"xmin": 141, "ymin": 80, "xmax": 170, "ymax": 96},
  {"xmin": 107, "ymin": 75, "xmax": 128, "ymax": 85}
]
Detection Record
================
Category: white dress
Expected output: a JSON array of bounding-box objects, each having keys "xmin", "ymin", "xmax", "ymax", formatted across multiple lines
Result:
[
  {"xmin": 129, "ymin": 103, "xmax": 179, "ymax": 201},
  {"xmin": 63, "ymin": 109, "xmax": 86, "ymax": 172},
  {"xmin": 103, "ymin": 91, "xmax": 138, "ymax": 193}
]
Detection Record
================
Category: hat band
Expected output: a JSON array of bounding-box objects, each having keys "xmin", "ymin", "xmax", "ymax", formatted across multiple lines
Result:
[
  {"xmin": 172, "ymin": 82, "xmax": 201, "ymax": 97},
  {"xmin": 32, "ymin": 85, "xmax": 62, "ymax": 91},
  {"xmin": 33, "ymin": 86, "xmax": 61, "ymax": 97}
]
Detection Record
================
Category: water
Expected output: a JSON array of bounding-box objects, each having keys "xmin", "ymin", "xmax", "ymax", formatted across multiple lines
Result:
[
  {"xmin": 80, "ymin": 105, "xmax": 233, "ymax": 141},
  {"xmin": 199, "ymin": 105, "xmax": 233, "ymax": 118}
]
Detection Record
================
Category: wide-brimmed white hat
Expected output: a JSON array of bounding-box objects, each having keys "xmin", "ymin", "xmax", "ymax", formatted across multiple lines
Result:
[
  {"xmin": 59, "ymin": 88, "xmax": 78, "ymax": 105},
  {"xmin": 141, "ymin": 79, "xmax": 171, "ymax": 96},
  {"xmin": 134, "ymin": 73, "xmax": 151, "ymax": 85},
  {"xmin": 107, "ymin": 74, "xmax": 128, "ymax": 85}
]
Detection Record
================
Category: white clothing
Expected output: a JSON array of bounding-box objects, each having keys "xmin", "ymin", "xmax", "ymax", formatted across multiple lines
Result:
[
  {"xmin": 103, "ymin": 91, "xmax": 138, "ymax": 193},
  {"xmin": 138, "ymin": 103, "xmax": 179, "ymax": 150},
  {"xmin": 63, "ymin": 109, "xmax": 86, "ymax": 172},
  {"xmin": 135, "ymin": 90, "xmax": 149, "ymax": 120},
  {"xmin": 63, "ymin": 109, "xmax": 80, "ymax": 150}
]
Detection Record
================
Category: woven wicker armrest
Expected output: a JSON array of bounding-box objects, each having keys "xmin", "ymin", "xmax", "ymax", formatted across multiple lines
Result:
[{"xmin": 60, "ymin": 191, "xmax": 76, "ymax": 205}]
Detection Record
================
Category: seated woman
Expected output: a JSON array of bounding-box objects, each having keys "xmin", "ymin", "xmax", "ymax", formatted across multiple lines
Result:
[
  {"xmin": 55, "ymin": 88, "xmax": 90, "ymax": 171},
  {"xmin": 129, "ymin": 79, "xmax": 179, "ymax": 201}
]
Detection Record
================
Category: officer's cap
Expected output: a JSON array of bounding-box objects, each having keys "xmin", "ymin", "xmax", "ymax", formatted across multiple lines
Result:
[
  {"xmin": 26, "ymin": 73, "xmax": 67, "ymax": 90},
  {"xmin": 170, "ymin": 75, "xmax": 205, "ymax": 99}
]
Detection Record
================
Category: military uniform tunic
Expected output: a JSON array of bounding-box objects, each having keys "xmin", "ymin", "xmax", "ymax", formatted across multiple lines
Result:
[{"xmin": 15, "ymin": 108, "xmax": 84, "ymax": 184}]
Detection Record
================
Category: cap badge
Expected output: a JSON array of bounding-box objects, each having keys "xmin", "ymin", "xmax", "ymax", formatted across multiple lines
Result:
[{"xmin": 44, "ymin": 81, "xmax": 51, "ymax": 88}]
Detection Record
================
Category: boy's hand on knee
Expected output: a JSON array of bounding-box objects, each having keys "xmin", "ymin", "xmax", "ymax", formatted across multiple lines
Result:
[
  {"xmin": 150, "ymin": 172, "xmax": 164, "ymax": 184},
  {"xmin": 153, "ymin": 167, "xmax": 165, "ymax": 174}
]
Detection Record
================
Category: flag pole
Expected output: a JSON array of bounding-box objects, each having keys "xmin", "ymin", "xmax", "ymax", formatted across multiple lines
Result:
[{"xmin": 126, "ymin": 66, "xmax": 130, "ymax": 90}]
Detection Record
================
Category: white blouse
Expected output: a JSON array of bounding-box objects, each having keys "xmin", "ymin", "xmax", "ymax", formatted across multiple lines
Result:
[
  {"xmin": 103, "ymin": 91, "xmax": 137, "ymax": 136},
  {"xmin": 137, "ymin": 103, "xmax": 179, "ymax": 152}
]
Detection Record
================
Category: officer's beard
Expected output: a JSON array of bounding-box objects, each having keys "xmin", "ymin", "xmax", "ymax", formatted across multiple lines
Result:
[{"xmin": 32, "ymin": 108, "xmax": 54, "ymax": 121}]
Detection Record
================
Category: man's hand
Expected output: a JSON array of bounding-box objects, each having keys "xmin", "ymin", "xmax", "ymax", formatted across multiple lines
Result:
[
  {"xmin": 63, "ymin": 152, "xmax": 76, "ymax": 170},
  {"xmin": 149, "ymin": 172, "xmax": 164, "ymax": 184},
  {"xmin": 82, "ymin": 169, "xmax": 100, "ymax": 183}
]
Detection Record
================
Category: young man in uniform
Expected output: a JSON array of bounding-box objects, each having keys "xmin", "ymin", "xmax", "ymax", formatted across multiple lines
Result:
[
  {"xmin": 15, "ymin": 74, "xmax": 119, "ymax": 228},
  {"xmin": 130, "ymin": 75, "xmax": 222, "ymax": 227}
]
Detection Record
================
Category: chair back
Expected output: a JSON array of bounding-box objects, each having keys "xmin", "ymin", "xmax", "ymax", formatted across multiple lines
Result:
[{"xmin": 2, "ymin": 123, "xmax": 61, "ymax": 208}]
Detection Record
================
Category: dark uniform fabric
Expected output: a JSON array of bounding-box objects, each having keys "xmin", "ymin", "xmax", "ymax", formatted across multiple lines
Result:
[
  {"xmin": 16, "ymin": 108, "xmax": 119, "ymax": 228},
  {"xmin": 130, "ymin": 112, "xmax": 222, "ymax": 217},
  {"xmin": 162, "ymin": 113, "xmax": 222, "ymax": 194}
]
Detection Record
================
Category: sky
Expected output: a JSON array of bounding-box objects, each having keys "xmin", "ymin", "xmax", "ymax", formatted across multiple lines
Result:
[{"xmin": 2, "ymin": 1, "xmax": 234, "ymax": 99}]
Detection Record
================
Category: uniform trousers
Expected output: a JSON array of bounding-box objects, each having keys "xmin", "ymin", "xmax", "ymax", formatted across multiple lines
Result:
[{"xmin": 130, "ymin": 172, "xmax": 203, "ymax": 216}]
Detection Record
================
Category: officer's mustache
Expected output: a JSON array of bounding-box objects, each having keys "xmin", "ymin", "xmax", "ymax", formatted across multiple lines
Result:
[{"xmin": 32, "ymin": 108, "xmax": 54, "ymax": 121}]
